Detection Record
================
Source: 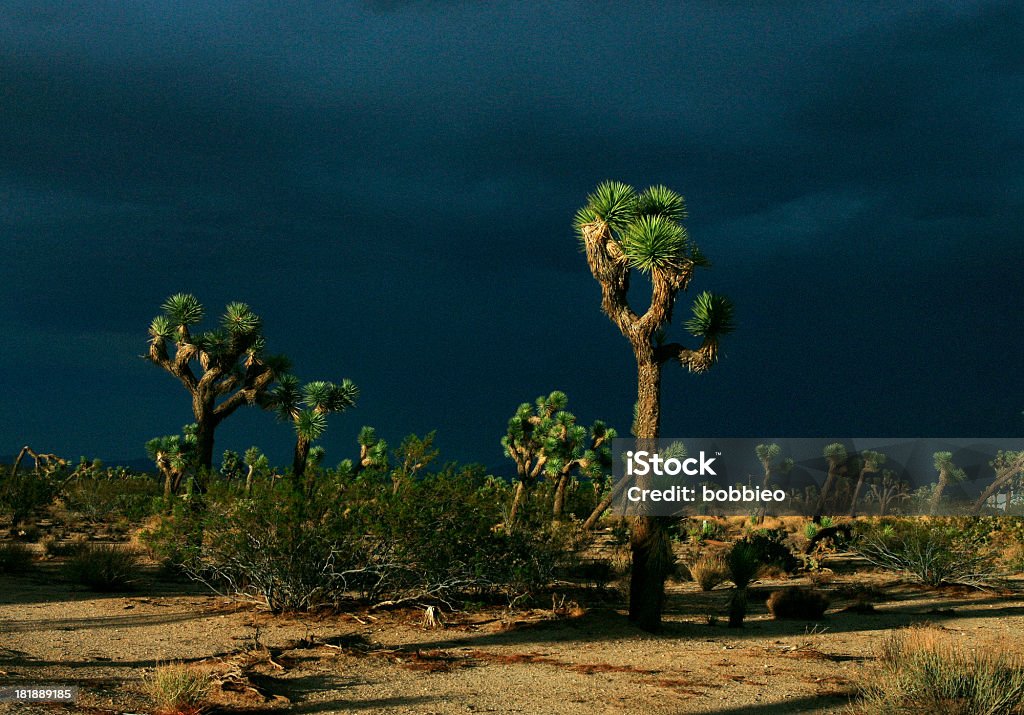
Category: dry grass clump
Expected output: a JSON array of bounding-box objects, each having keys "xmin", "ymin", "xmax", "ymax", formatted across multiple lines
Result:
[
  {"xmin": 766, "ymin": 587, "xmax": 829, "ymax": 620},
  {"xmin": 144, "ymin": 663, "xmax": 212, "ymax": 715},
  {"xmin": 853, "ymin": 624, "xmax": 1024, "ymax": 714},
  {"xmin": 0, "ymin": 541, "xmax": 34, "ymax": 574},
  {"xmin": 63, "ymin": 543, "xmax": 141, "ymax": 591},
  {"xmin": 690, "ymin": 553, "xmax": 728, "ymax": 591}
]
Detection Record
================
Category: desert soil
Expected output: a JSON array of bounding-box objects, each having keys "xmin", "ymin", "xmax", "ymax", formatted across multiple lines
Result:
[{"xmin": 4, "ymin": 554, "xmax": 1024, "ymax": 715}]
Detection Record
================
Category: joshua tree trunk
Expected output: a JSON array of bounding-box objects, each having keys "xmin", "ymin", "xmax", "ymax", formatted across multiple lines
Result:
[
  {"xmin": 728, "ymin": 588, "xmax": 748, "ymax": 628},
  {"xmin": 971, "ymin": 453, "xmax": 1024, "ymax": 514},
  {"xmin": 849, "ymin": 466, "xmax": 873, "ymax": 517},
  {"xmin": 628, "ymin": 350, "xmax": 670, "ymax": 631},
  {"xmin": 293, "ymin": 434, "xmax": 312, "ymax": 490},
  {"xmin": 244, "ymin": 463, "xmax": 255, "ymax": 496},
  {"xmin": 508, "ymin": 480, "xmax": 528, "ymax": 526},
  {"xmin": 930, "ymin": 467, "xmax": 950, "ymax": 516},
  {"xmin": 552, "ymin": 472, "xmax": 570, "ymax": 518}
]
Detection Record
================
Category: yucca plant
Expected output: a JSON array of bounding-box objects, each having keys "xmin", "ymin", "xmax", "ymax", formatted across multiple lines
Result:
[
  {"xmin": 263, "ymin": 375, "xmax": 358, "ymax": 491},
  {"xmin": 726, "ymin": 541, "xmax": 763, "ymax": 627},
  {"xmin": 146, "ymin": 294, "xmax": 290, "ymax": 474},
  {"xmin": 575, "ymin": 181, "xmax": 735, "ymax": 632},
  {"xmin": 755, "ymin": 443, "xmax": 793, "ymax": 523},
  {"xmin": 972, "ymin": 450, "xmax": 1024, "ymax": 515}
]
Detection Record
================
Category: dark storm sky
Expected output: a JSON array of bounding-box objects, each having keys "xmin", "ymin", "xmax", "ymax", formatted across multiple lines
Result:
[{"xmin": 2, "ymin": 1, "xmax": 1022, "ymax": 468}]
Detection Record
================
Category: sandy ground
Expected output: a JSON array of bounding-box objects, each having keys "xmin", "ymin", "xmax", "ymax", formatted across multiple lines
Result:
[{"xmin": 4, "ymin": 556, "xmax": 1024, "ymax": 715}]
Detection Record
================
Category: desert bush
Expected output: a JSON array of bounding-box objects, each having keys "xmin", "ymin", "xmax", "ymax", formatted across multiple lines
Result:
[
  {"xmin": 145, "ymin": 462, "xmax": 574, "ymax": 612},
  {"xmin": 62, "ymin": 469, "xmax": 160, "ymax": 522},
  {"xmin": 738, "ymin": 528, "xmax": 798, "ymax": 573},
  {"xmin": 855, "ymin": 520, "xmax": 999, "ymax": 587},
  {"xmin": 690, "ymin": 553, "xmax": 728, "ymax": 591},
  {"xmin": 64, "ymin": 543, "xmax": 141, "ymax": 591},
  {"xmin": 766, "ymin": 587, "xmax": 829, "ymax": 620},
  {"xmin": 853, "ymin": 624, "xmax": 1024, "ymax": 714},
  {"xmin": 41, "ymin": 533, "xmax": 88, "ymax": 558},
  {"xmin": 0, "ymin": 542, "xmax": 34, "ymax": 573},
  {"xmin": 144, "ymin": 663, "xmax": 212, "ymax": 715}
]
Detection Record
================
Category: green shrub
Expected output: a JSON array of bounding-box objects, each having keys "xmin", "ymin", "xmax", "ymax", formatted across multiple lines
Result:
[
  {"xmin": 0, "ymin": 542, "xmax": 34, "ymax": 574},
  {"xmin": 853, "ymin": 624, "xmax": 1024, "ymax": 714},
  {"xmin": 766, "ymin": 587, "xmax": 829, "ymax": 620},
  {"xmin": 855, "ymin": 520, "xmax": 998, "ymax": 587},
  {"xmin": 145, "ymin": 462, "xmax": 574, "ymax": 612},
  {"xmin": 64, "ymin": 543, "xmax": 141, "ymax": 591},
  {"xmin": 62, "ymin": 470, "xmax": 160, "ymax": 522},
  {"xmin": 726, "ymin": 541, "xmax": 763, "ymax": 628}
]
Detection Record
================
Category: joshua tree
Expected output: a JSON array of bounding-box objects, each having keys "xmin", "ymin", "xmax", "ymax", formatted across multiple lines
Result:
[
  {"xmin": 242, "ymin": 446, "xmax": 270, "ymax": 496},
  {"xmin": 971, "ymin": 450, "xmax": 1024, "ymax": 514},
  {"xmin": 867, "ymin": 469, "xmax": 910, "ymax": 516},
  {"xmin": 146, "ymin": 294, "xmax": 288, "ymax": 473},
  {"xmin": 575, "ymin": 181, "xmax": 735, "ymax": 631},
  {"xmin": 145, "ymin": 424, "xmax": 199, "ymax": 500},
  {"xmin": 353, "ymin": 426, "xmax": 390, "ymax": 476},
  {"xmin": 849, "ymin": 450, "xmax": 886, "ymax": 517},
  {"xmin": 263, "ymin": 375, "xmax": 358, "ymax": 492},
  {"xmin": 929, "ymin": 451, "xmax": 966, "ymax": 515},
  {"xmin": 815, "ymin": 443, "xmax": 848, "ymax": 521},
  {"xmin": 755, "ymin": 443, "xmax": 794, "ymax": 522},
  {"xmin": 502, "ymin": 391, "xmax": 615, "ymax": 524}
]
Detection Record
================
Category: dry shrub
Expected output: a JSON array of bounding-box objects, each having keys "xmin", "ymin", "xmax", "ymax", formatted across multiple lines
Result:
[
  {"xmin": 852, "ymin": 624, "xmax": 1024, "ymax": 714},
  {"xmin": 144, "ymin": 663, "xmax": 212, "ymax": 715},
  {"xmin": 807, "ymin": 569, "xmax": 834, "ymax": 587},
  {"xmin": 0, "ymin": 542, "xmax": 33, "ymax": 574},
  {"xmin": 63, "ymin": 543, "xmax": 141, "ymax": 591},
  {"xmin": 766, "ymin": 587, "xmax": 829, "ymax": 620},
  {"xmin": 690, "ymin": 553, "xmax": 728, "ymax": 591}
]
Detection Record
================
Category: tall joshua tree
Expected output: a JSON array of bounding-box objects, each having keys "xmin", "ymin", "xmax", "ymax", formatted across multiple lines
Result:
[
  {"xmin": 755, "ymin": 443, "xmax": 793, "ymax": 522},
  {"xmin": 147, "ymin": 294, "xmax": 288, "ymax": 474},
  {"xmin": 815, "ymin": 442, "xmax": 848, "ymax": 522},
  {"xmin": 263, "ymin": 375, "xmax": 358, "ymax": 493},
  {"xmin": 849, "ymin": 450, "xmax": 886, "ymax": 517},
  {"xmin": 575, "ymin": 181, "xmax": 735, "ymax": 632},
  {"xmin": 501, "ymin": 391, "xmax": 615, "ymax": 524},
  {"xmin": 929, "ymin": 451, "xmax": 966, "ymax": 515}
]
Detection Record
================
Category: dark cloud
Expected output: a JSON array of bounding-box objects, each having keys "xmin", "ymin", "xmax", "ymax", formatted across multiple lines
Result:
[{"xmin": 2, "ymin": 1, "xmax": 1021, "ymax": 466}]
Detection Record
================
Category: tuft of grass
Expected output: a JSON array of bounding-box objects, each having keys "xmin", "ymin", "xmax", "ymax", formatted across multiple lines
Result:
[
  {"xmin": 853, "ymin": 624, "xmax": 1024, "ymax": 714},
  {"xmin": 63, "ymin": 543, "xmax": 141, "ymax": 591},
  {"xmin": 0, "ymin": 541, "xmax": 34, "ymax": 574},
  {"xmin": 689, "ymin": 553, "xmax": 728, "ymax": 591},
  {"xmin": 144, "ymin": 663, "xmax": 212, "ymax": 715},
  {"xmin": 766, "ymin": 587, "xmax": 829, "ymax": 620}
]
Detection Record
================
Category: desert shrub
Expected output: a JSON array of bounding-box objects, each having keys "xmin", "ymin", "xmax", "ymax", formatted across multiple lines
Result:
[
  {"xmin": 855, "ymin": 520, "xmax": 999, "ymax": 587},
  {"xmin": 62, "ymin": 469, "xmax": 160, "ymax": 522},
  {"xmin": 145, "ymin": 462, "xmax": 574, "ymax": 612},
  {"xmin": 690, "ymin": 553, "xmax": 728, "ymax": 591},
  {"xmin": 0, "ymin": 469, "xmax": 59, "ymax": 524},
  {"xmin": 0, "ymin": 542, "xmax": 34, "ymax": 573},
  {"xmin": 738, "ymin": 528, "xmax": 798, "ymax": 573},
  {"xmin": 64, "ymin": 543, "xmax": 141, "ymax": 591},
  {"xmin": 40, "ymin": 533, "xmax": 88, "ymax": 558},
  {"xmin": 144, "ymin": 663, "xmax": 211, "ymax": 715},
  {"xmin": 853, "ymin": 624, "xmax": 1024, "ymax": 714},
  {"xmin": 688, "ymin": 519, "xmax": 726, "ymax": 543},
  {"xmin": 766, "ymin": 587, "xmax": 829, "ymax": 620}
]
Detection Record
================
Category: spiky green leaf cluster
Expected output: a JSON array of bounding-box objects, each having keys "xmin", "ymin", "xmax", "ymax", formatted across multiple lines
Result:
[
  {"xmin": 574, "ymin": 181, "xmax": 707, "ymax": 275},
  {"xmin": 824, "ymin": 443, "xmax": 848, "ymax": 464},
  {"xmin": 162, "ymin": 293, "xmax": 204, "ymax": 327},
  {"xmin": 686, "ymin": 291, "xmax": 737, "ymax": 340}
]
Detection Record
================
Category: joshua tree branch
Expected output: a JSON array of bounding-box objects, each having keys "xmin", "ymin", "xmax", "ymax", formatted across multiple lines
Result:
[{"xmin": 653, "ymin": 342, "xmax": 699, "ymax": 366}]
